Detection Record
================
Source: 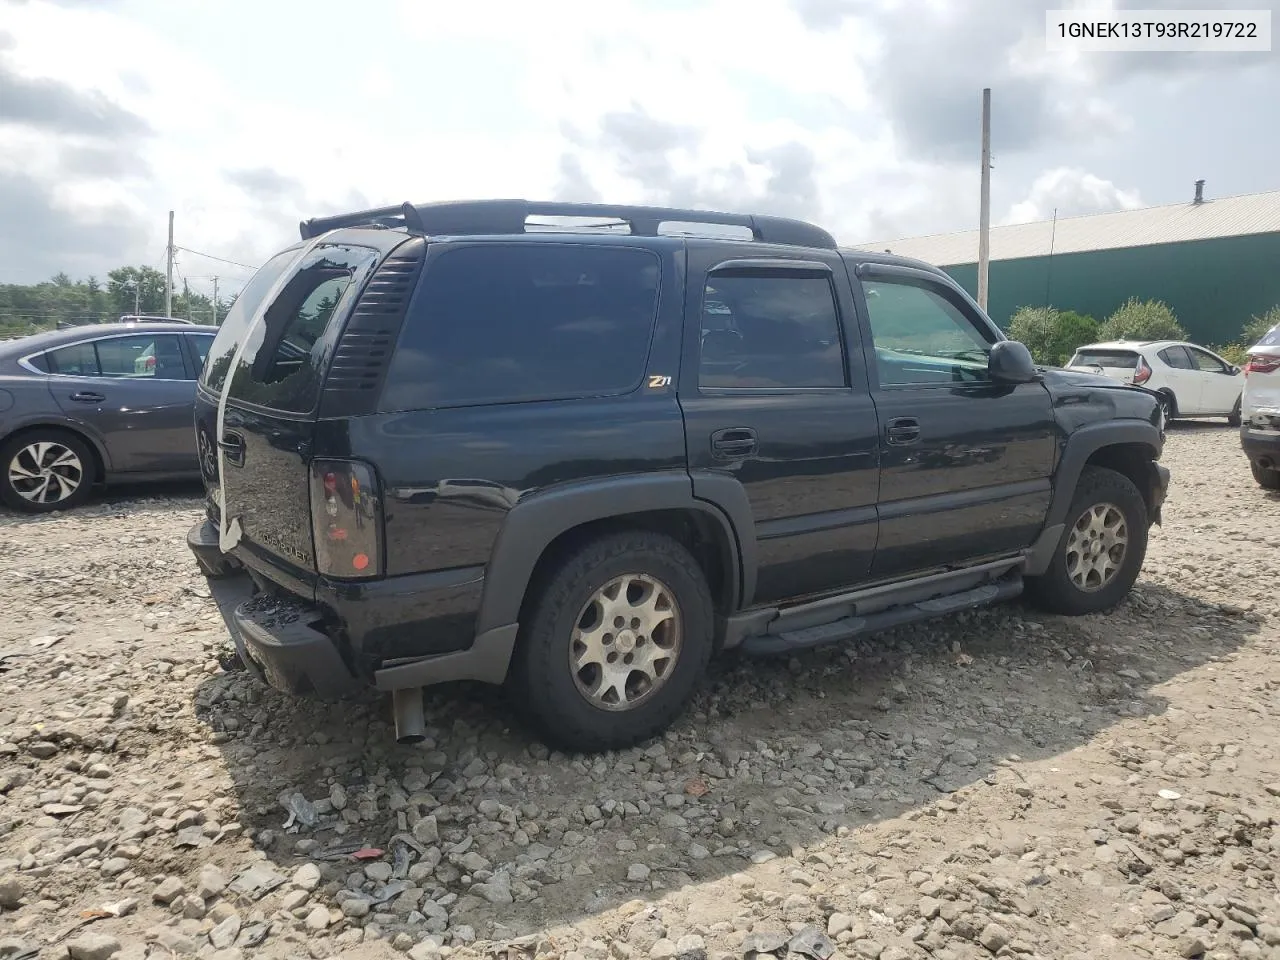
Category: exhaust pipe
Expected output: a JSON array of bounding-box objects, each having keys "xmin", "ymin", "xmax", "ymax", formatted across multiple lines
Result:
[{"xmin": 392, "ymin": 688, "xmax": 426, "ymax": 744}]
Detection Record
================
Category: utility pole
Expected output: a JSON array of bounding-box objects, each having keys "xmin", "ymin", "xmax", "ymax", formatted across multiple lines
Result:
[
  {"xmin": 164, "ymin": 210, "xmax": 175, "ymax": 318},
  {"xmin": 133, "ymin": 283, "xmax": 140, "ymax": 315},
  {"xmin": 977, "ymin": 87, "xmax": 991, "ymax": 313},
  {"xmin": 211, "ymin": 276, "xmax": 219, "ymax": 325},
  {"xmin": 183, "ymin": 278, "xmax": 190, "ymax": 321}
]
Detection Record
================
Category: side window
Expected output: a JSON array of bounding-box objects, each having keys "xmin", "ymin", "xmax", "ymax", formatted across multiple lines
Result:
[
  {"xmin": 201, "ymin": 247, "xmax": 303, "ymax": 394},
  {"xmin": 1159, "ymin": 346, "xmax": 1194, "ymax": 370},
  {"xmin": 698, "ymin": 271, "xmax": 845, "ymax": 389},
  {"xmin": 862, "ymin": 279, "xmax": 994, "ymax": 386},
  {"xmin": 189, "ymin": 334, "xmax": 213, "ymax": 370},
  {"xmin": 227, "ymin": 244, "xmax": 378, "ymax": 412},
  {"xmin": 381, "ymin": 244, "xmax": 661, "ymax": 411},
  {"xmin": 1189, "ymin": 348, "xmax": 1228, "ymax": 373},
  {"xmin": 24, "ymin": 353, "xmax": 51, "ymax": 373},
  {"xmin": 45, "ymin": 342, "xmax": 99, "ymax": 375},
  {"xmin": 96, "ymin": 335, "xmax": 187, "ymax": 379}
]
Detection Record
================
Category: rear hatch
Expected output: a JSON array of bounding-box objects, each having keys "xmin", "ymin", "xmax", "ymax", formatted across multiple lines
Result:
[
  {"xmin": 195, "ymin": 238, "xmax": 400, "ymax": 596},
  {"xmin": 1244, "ymin": 324, "xmax": 1280, "ymax": 424},
  {"xmin": 1066, "ymin": 348, "xmax": 1145, "ymax": 385}
]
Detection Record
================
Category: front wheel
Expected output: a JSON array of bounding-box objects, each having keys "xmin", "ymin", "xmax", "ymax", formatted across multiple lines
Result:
[
  {"xmin": 1026, "ymin": 466, "xmax": 1149, "ymax": 616},
  {"xmin": 1251, "ymin": 461, "xmax": 1280, "ymax": 490},
  {"xmin": 511, "ymin": 530, "xmax": 714, "ymax": 753},
  {"xmin": 1227, "ymin": 398, "xmax": 1242, "ymax": 428},
  {"xmin": 0, "ymin": 430, "xmax": 95, "ymax": 513}
]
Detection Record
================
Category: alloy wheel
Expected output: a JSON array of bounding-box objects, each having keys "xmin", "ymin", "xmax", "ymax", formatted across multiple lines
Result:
[
  {"xmin": 1065, "ymin": 502, "xmax": 1129, "ymax": 592},
  {"xmin": 8, "ymin": 441, "xmax": 84, "ymax": 505}
]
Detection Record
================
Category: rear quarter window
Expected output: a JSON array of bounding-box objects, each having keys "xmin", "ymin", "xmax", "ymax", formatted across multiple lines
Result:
[{"xmin": 380, "ymin": 243, "xmax": 661, "ymax": 411}]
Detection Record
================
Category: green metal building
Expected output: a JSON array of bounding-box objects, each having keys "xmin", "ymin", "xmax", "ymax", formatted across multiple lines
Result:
[{"xmin": 854, "ymin": 184, "xmax": 1280, "ymax": 345}]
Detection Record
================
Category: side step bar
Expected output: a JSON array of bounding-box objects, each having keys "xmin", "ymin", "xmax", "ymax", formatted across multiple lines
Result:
[{"xmin": 739, "ymin": 574, "xmax": 1024, "ymax": 657}]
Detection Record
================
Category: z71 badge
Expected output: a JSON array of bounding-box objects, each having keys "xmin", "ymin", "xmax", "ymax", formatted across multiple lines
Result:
[{"xmin": 647, "ymin": 374, "xmax": 672, "ymax": 389}]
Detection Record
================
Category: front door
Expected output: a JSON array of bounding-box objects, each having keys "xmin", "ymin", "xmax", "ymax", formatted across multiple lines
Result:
[
  {"xmin": 680, "ymin": 244, "xmax": 880, "ymax": 605},
  {"xmin": 45, "ymin": 332, "xmax": 198, "ymax": 474},
  {"xmin": 852, "ymin": 263, "xmax": 1057, "ymax": 579}
]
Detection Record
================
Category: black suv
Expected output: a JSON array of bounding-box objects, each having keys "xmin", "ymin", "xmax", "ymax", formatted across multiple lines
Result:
[{"xmin": 187, "ymin": 200, "xmax": 1170, "ymax": 752}]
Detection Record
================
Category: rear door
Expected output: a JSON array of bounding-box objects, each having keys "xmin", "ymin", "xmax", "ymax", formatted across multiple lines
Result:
[
  {"xmin": 1155, "ymin": 345, "xmax": 1202, "ymax": 413},
  {"xmin": 213, "ymin": 242, "xmax": 381, "ymax": 584},
  {"xmin": 45, "ymin": 332, "xmax": 196, "ymax": 474},
  {"xmin": 679, "ymin": 244, "xmax": 880, "ymax": 605},
  {"xmin": 1186, "ymin": 345, "xmax": 1242, "ymax": 414}
]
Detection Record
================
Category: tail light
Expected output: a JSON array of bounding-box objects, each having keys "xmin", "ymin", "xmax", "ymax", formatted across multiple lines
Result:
[
  {"xmin": 1245, "ymin": 354, "xmax": 1280, "ymax": 376},
  {"xmin": 1133, "ymin": 357, "xmax": 1153, "ymax": 385},
  {"xmin": 309, "ymin": 459, "xmax": 382, "ymax": 579}
]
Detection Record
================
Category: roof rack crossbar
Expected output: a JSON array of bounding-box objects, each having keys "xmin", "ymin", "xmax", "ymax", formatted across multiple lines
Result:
[{"xmin": 300, "ymin": 199, "xmax": 836, "ymax": 249}]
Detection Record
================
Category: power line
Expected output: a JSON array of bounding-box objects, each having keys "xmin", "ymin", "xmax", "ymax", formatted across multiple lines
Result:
[{"xmin": 175, "ymin": 246, "xmax": 258, "ymax": 271}]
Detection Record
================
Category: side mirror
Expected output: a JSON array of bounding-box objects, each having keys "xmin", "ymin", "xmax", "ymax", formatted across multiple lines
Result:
[
  {"xmin": 1230, "ymin": 365, "xmax": 1241, "ymax": 376},
  {"xmin": 988, "ymin": 340, "xmax": 1037, "ymax": 384}
]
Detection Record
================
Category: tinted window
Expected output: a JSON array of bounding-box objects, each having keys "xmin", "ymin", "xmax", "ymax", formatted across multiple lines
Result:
[
  {"xmin": 381, "ymin": 244, "xmax": 661, "ymax": 410},
  {"xmin": 189, "ymin": 334, "xmax": 213, "ymax": 369},
  {"xmin": 25, "ymin": 353, "xmax": 50, "ymax": 373},
  {"xmin": 698, "ymin": 272, "xmax": 845, "ymax": 389},
  {"xmin": 201, "ymin": 247, "xmax": 303, "ymax": 393},
  {"xmin": 96, "ymin": 334, "xmax": 187, "ymax": 379},
  {"xmin": 1189, "ymin": 347, "xmax": 1228, "ymax": 373},
  {"xmin": 1070, "ymin": 350, "xmax": 1139, "ymax": 369},
  {"xmin": 862, "ymin": 280, "xmax": 992, "ymax": 385},
  {"xmin": 1159, "ymin": 346, "xmax": 1194, "ymax": 370},
  {"xmin": 226, "ymin": 244, "xmax": 378, "ymax": 412},
  {"xmin": 46, "ymin": 342, "xmax": 99, "ymax": 375}
]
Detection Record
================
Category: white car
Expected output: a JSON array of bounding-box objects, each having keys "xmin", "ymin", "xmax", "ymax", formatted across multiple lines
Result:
[
  {"xmin": 1066, "ymin": 340, "xmax": 1243, "ymax": 427},
  {"xmin": 1241, "ymin": 322, "xmax": 1280, "ymax": 489}
]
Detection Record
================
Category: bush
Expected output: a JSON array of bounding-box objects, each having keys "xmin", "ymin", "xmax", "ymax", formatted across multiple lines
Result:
[
  {"xmin": 1099, "ymin": 298, "xmax": 1186, "ymax": 342},
  {"xmin": 1007, "ymin": 305, "xmax": 1099, "ymax": 366},
  {"xmin": 1243, "ymin": 306, "xmax": 1280, "ymax": 346},
  {"xmin": 1214, "ymin": 343, "xmax": 1249, "ymax": 367}
]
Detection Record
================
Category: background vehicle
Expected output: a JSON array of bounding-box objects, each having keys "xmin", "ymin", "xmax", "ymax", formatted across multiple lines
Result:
[
  {"xmin": 187, "ymin": 199, "xmax": 1170, "ymax": 753},
  {"xmin": 1241, "ymin": 322, "xmax": 1280, "ymax": 489},
  {"xmin": 1066, "ymin": 340, "xmax": 1243, "ymax": 426},
  {"xmin": 0, "ymin": 322, "xmax": 215, "ymax": 512}
]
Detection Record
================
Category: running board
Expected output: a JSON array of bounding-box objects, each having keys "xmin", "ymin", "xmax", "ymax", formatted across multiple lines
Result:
[{"xmin": 739, "ymin": 575, "xmax": 1024, "ymax": 657}]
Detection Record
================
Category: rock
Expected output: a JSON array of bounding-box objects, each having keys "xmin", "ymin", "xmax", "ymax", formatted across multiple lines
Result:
[
  {"xmin": 0, "ymin": 878, "xmax": 21, "ymax": 909},
  {"xmin": 198, "ymin": 865, "xmax": 228, "ymax": 900},
  {"xmin": 209, "ymin": 914, "xmax": 241, "ymax": 950},
  {"xmin": 409, "ymin": 942, "xmax": 442, "ymax": 960},
  {"xmin": 292, "ymin": 862, "xmax": 322, "ymax": 891},
  {"xmin": 68, "ymin": 934, "xmax": 121, "ymax": 960},
  {"xmin": 675, "ymin": 935, "xmax": 707, "ymax": 960},
  {"xmin": 330, "ymin": 784, "xmax": 348, "ymax": 810},
  {"xmin": 413, "ymin": 815, "xmax": 440, "ymax": 845},
  {"xmin": 473, "ymin": 874, "xmax": 514, "ymax": 905},
  {"xmin": 304, "ymin": 905, "xmax": 331, "ymax": 931},
  {"xmin": 628, "ymin": 863, "xmax": 651, "ymax": 882},
  {"xmin": 978, "ymin": 923, "xmax": 1011, "ymax": 953},
  {"xmin": 365, "ymin": 862, "xmax": 393, "ymax": 883},
  {"xmin": 650, "ymin": 940, "xmax": 678, "ymax": 960},
  {"xmin": 827, "ymin": 914, "xmax": 855, "ymax": 937},
  {"xmin": 1176, "ymin": 934, "xmax": 1209, "ymax": 958},
  {"xmin": 100, "ymin": 858, "xmax": 131, "ymax": 878},
  {"xmin": 342, "ymin": 897, "xmax": 372, "ymax": 918},
  {"xmin": 853, "ymin": 942, "xmax": 883, "ymax": 960},
  {"xmin": 152, "ymin": 876, "xmax": 185, "ymax": 905}
]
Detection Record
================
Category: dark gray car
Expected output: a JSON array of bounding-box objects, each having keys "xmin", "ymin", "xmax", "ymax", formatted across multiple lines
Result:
[{"xmin": 0, "ymin": 321, "xmax": 214, "ymax": 513}]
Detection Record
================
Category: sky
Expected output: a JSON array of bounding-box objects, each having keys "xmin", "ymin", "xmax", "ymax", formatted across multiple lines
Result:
[{"xmin": 1, "ymin": 0, "xmax": 1277, "ymax": 299}]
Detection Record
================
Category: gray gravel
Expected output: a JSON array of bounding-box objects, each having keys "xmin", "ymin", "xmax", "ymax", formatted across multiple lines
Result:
[{"xmin": 1, "ymin": 426, "xmax": 1279, "ymax": 960}]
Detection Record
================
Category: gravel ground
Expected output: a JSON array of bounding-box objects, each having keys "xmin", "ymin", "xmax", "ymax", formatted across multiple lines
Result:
[{"xmin": 2, "ymin": 425, "xmax": 1279, "ymax": 960}]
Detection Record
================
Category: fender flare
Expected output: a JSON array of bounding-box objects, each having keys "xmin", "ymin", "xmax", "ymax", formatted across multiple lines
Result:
[
  {"xmin": 474, "ymin": 470, "xmax": 757, "ymax": 634},
  {"xmin": 1046, "ymin": 420, "xmax": 1161, "ymax": 528}
]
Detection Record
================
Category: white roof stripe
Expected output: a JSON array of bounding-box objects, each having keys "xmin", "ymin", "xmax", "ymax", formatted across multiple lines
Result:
[{"xmin": 852, "ymin": 189, "xmax": 1280, "ymax": 267}]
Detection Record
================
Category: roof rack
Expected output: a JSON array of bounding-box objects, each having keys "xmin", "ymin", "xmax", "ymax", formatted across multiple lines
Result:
[{"xmin": 298, "ymin": 199, "xmax": 837, "ymax": 249}]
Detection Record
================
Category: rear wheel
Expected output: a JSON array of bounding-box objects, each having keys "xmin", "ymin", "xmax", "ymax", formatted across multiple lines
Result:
[
  {"xmin": 0, "ymin": 430, "xmax": 94, "ymax": 513},
  {"xmin": 1228, "ymin": 397, "xmax": 1242, "ymax": 428},
  {"xmin": 1157, "ymin": 392, "xmax": 1176, "ymax": 426},
  {"xmin": 1251, "ymin": 461, "xmax": 1280, "ymax": 490},
  {"xmin": 1026, "ymin": 466, "xmax": 1149, "ymax": 616},
  {"xmin": 512, "ymin": 530, "xmax": 714, "ymax": 752}
]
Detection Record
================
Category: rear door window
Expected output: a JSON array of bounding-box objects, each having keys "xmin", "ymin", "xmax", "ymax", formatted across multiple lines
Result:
[
  {"xmin": 225, "ymin": 244, "xmax": 379, "ymax": 413},
  {"xmin": 45, "ymin": 342, "xmax": 98, "ymax": 375},
  {"xmin": 1159, "ymin": 346, "xmax": 1194, "ymax": 370},
  {"xmin": 95, "ymin": 334, "xmax": 188, "ymax": 379},
  {"xmin": 381, "ymin": 243, "xmax": 661, "ymax": 411}
]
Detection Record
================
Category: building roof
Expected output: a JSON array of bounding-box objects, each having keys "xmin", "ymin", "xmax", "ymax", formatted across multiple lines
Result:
[{"xmin": 852, "ymin": 189, "xmax": 1280, "ymax": 267}]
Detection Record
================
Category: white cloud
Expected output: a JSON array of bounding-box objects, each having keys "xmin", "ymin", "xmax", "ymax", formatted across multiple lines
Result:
[{"xmin": 1005, "ymin": 167, "xmax": 1144, "ymax": 224}]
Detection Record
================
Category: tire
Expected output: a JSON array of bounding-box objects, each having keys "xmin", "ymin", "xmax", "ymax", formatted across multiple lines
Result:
[
  {"xmin": 511, "ymin": 530, "xmax": 714, "ymax": 753},
  {"xmin": 0, "ymin": 430, "xmax": 95, "ymax": 513},
  {"xmin": 1157, "ymin": 392, "xmax": 1176, "ymax": 426},
  {"xmin": 1251, "ymin": 461, "xmax": 1280, "ymax": 490},
  {"xmin": 1026, "ymin": 466, "xmax": 1149, "ymax": 616},
  {"xmin": 1227, "ymin": 398, "xmax": 1242, "ymax": 428}
]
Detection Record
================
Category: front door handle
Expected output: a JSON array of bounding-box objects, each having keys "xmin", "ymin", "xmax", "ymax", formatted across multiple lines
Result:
[
  {"xmin": 218, "ymin": 431, "xmax": 246, "ymax": 467},
  {"xmin": 70, "ymin": 391, "xmax": 105, "ymax": 403},
  {"xmin": 711, "ymin": 427, "xmax": 758, "ymax": 460},
  {"xmin": 886, "ymin": 417, "xmax": 920, "ymax": 445}
]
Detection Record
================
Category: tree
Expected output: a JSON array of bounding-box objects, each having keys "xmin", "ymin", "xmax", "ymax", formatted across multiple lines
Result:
[
  {"xmin": 1099, "ymin": 298, "xmax": 1186, "ymax": 342},
  {"xmin": 1008, "ymin": 305, "xmax": 1099, "ymax": 366},
  {"xmin": 1243, "ymin": 306, "xmax": 1280, "ymax": 346}
]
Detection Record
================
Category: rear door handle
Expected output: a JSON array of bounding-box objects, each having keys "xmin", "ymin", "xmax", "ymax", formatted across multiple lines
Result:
[
  {"xmin": 886, "ymin": 417, "xmax": 920, "ymax": 445},
  {"xmin": 711, "ymin": 427, "xmax": 758, "ymax": 460},
  {"xmin": 70, "ymin": 391, "xmax": 105, "ymax": 403},
  {"xmin": 218, "ymin": 431, "xmax": 246, "ymax": 467}
]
